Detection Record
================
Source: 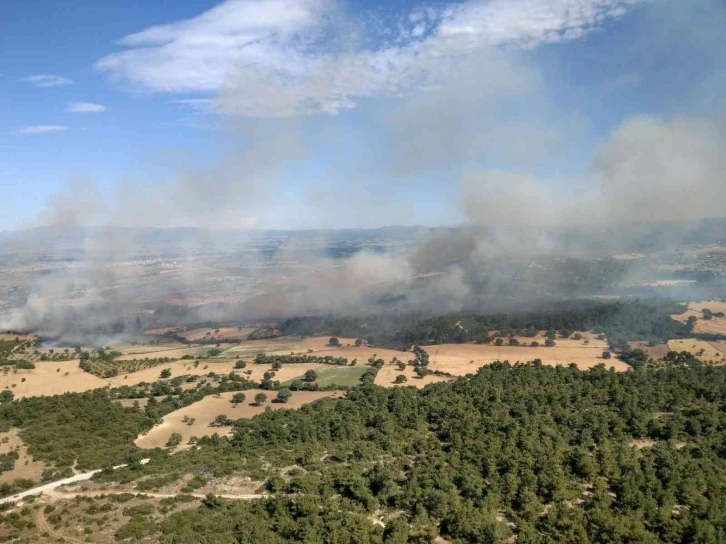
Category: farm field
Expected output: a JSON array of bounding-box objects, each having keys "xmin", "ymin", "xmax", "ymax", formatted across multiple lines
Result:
[
  {"xmin": 135, "ymin": 389, "xmax": 344, "ymax": 449},
  {"xmin": 179, "ymin": 326, "xmax": 257, "ymax": 341},
  {"xmin": 629, "ymin": 341, "xmax": 671, "ymax": 360},
  {"xmin": 375, "ymin": 362, "xmax": 452, "ymax": 388},
  {"xmin": 296, "ymin": 366, "xmax": 368, "ymax": 388},
  {"xmin": 671, "ymin": 300, "xmax": 726, "ymax": 335},
  {"xmin": 667, "ymin": 339, "xmax": 726, "ymax": 364},
  {"xmin": 424, "ymin": 342, "xmax": 629, "ymax": 373},
  {"xmin": 106, "ymin": 360, "xmax": 327, "ymax": 387},
  {"xmin": 0, "ymin": 360, "xmax": 108, "ymax": 399},
  {"xmin": 0, "ymin": 429, "xmax": 45, "ymax": 484}
]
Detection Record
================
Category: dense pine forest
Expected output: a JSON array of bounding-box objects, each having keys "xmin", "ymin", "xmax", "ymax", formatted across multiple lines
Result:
[{"xmin": 279, "ymin": 300, "xmax": 698, "ymax": 350}]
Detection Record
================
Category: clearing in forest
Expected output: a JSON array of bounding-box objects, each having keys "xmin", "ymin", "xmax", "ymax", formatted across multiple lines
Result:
[
  {"xmin": 374, "ymin": 362, "xmax": 452, "ymax": 388},
  {"xmin": 0, "ymin": 429, "xmax": 46, "ymax": 483},
  {"xmin": 628, "ymin": 341, "xmax": 671, "ymax": 360},
  {"xmin": 135, "ymin": 389, "xmax": 344, "ymax": 449}
]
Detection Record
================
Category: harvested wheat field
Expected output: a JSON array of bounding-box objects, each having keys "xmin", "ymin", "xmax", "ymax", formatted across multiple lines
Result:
[
  {"xmin": 629, "ymin": 341, "xmax": 671, "ymax": 360},
  {"xmin": 667, "ymin": 339, "xmax": 726, "ymax": 364},
  {"xmin": 107, "ymin": 360, "xmax": 328, "ymax": 387},
  {"xmin": 0, "ymin": 429, "xmax": 46, "ymax": 483},
  {"xmin": 0, "ymin": 361, "xmax": 107, "ymax": 399},
  {"xmin": 180, "ymin": 327, "xmax": 257, "ymax": 341},
  {"xmin": 135, "ymin": 389, "xmax": 344, "ymax": 449},
  {"xmin": 671, "ymin": 301, "xmax": 726, "ymax": 335},
  {"xmin": 114, "ymin": 346, "xmax": 214, "ymax": 361},
  {"xmin": 424, "ymin": 343, "xmax": 629, "ymax": 373},
  {"xmin": 374, "ymin": 362, "xmax": 451, "ymax": 388}
]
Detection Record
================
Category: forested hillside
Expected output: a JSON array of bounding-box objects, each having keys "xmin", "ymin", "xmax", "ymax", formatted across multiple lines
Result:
[
  {"xmin": 95, "ymin": 357, "xmax": 726, "ymax": 543},
  {"xmin": 280, "ymin": 300, "xmax": 695, "ymax": 349}
]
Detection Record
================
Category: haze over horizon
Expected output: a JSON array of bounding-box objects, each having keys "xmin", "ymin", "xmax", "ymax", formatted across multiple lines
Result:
[{"xmin": 2, "ymin": 0, "xmax": 724, "ymax": 232}]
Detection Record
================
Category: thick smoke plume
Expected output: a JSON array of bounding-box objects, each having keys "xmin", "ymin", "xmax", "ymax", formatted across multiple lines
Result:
[{"xmin": 2, "ymin": 0, "xmax": 725, "ymax": 343}]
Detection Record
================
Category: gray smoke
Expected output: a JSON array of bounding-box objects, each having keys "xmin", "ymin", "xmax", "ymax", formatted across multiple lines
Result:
[{"xmin": 2, "ymin": 0, "xmax": 725, "ymax": 342}]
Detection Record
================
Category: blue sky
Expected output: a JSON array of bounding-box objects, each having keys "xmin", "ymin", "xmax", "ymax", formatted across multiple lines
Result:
[{"xmin": 1, "ymin": 0, "xmax": 724, "ymax": 230}]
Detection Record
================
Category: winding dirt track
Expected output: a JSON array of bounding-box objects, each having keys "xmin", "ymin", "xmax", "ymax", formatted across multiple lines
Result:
[{"xmin": 32, "ymin": 508, "xmax": 85, "ymax": 544}]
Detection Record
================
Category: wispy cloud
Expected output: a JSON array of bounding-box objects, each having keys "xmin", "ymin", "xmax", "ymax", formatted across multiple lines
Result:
[
  {"xmin": 96, "ymin": 0, "xmax": 643, "ymax": 116},
  {"xmin": 24, "ymin": 74, "xmax": 73, "ymax": 87},
  {"xmin": 171, "ymin": 98, "xmax": 215, "ymax": 112},
  {"xmin": 66, "ymin": 102, "xmax": 108, "ymax": 113},
  {"xmin": 18, "ymin": 125, "xmax": 68, "ymax": 134}
]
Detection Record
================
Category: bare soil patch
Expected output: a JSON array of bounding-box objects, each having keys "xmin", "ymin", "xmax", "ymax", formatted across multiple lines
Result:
[
  {"xmin": 136, "ymin": 389, "xmax": 343, "ymax": 449},
  {"xmin": 0, "ymin": 429, "xmax": 46, "ymax": 483}
]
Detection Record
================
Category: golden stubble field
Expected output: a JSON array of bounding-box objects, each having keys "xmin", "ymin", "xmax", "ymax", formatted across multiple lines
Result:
[
  {"xmin": 135, "ymin": 389, "xmax": 344, "ymax": 449},
  {"xmin": 0, "ymin": 360, "xmax": 108, "ymax": 399},
  {"xmin": 106, "ymin": 360, "xmax": 328, "ymax": 387},
  {"xmin": 0, "ymin": 428, "xmax": 45, "ymax": 483},
  {"xmin": 667, "ymin": 339, "xmax": 726, "ymax": 364},
  {"xmin": 672, "ymin": 301, "xmax": 726, "ymax": 335},
  {"xmin": 273, "ymin": 333, "xmax": 627, "ymax": 376}
]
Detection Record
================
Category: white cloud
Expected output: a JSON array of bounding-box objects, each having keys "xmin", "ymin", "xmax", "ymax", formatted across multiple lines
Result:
[
  {"xmin": 18, "ymin": 125, "xmax": 68, "ymax": 134},
  {"xmin": 24, "ymin": 74, "xmax": 73, "ymax": 87},
  {"xmin": 66, "ymin": 102, "xmax": 107, "ymax": 113},
  {"xmin": 171, "ymin": 98, "xmax": 215, "ymax": 111},
  {"xmin": 96, "ymin": 0, "xmax": 644, "ymax": 116}
]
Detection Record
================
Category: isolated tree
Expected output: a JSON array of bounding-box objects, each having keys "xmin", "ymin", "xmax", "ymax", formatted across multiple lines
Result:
[
  {"xmin": 355, "ymin": 338, "xmax": 363, "ymax": 347},
  {"xmin": 276, "ymin": 388, "xmax": 291, "ymax": 403},
  {"xmin": 235, "ymin": 360, "xmax": 246, "ymax": 369},
  {"xmin": 328, "ymin": 337, "xmax": 340, "ymax": 347},
  {"xmin": 509, "ymin": 338, "xmax": 520, "ymax": 346},
  {"xmin": 573, "ymin": 332, "xmax": 583, "ymax": 340},
  {"xmin": 495, "ymin": 338, "xmax": 504, "ymax": 346},
  {"xmin": 304, "ymin": 369, "xmax": 318, "ymax": 382},
  {"xmin": 394, "ymin": 375, "xmax": 407, "ymax": 384},
  {"xmin": 211, "ymin": 414, "xmax": 232, "ymax": 427},
  {"xmin": 545, "ymin": 339, "xmax": 556, "ymax": 347},
  {"xmin": 231, "ymin": 392, "xmax": 246, "ymax": 404},
  {"xmin": 254, "ymin": 392, "xmax": 267, "ymax": 406},
  {"xmin": 160, "ymin": 368, "xmax": 172, "ymax": 379},
  {"xmin": 350, "ymin": 359, "xmax": 357, "ymax": 366},
  {"xmin": 531, "ymin": 341, "xmax": 540, "ymax": 347},
  {"xmin": 397, "ymin": 361, "xmax": 406, "ymax": 371},
  {"xmin": 271, "ymin": 361, "xmax": 282, "ymax": 371},
  {"xmin": 602, "ymin": 351, "xmax": 612, "ymax": 359},
  {"xmin": 166, "ymin": 433, "xmax": 182, "ymax": 448}
]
